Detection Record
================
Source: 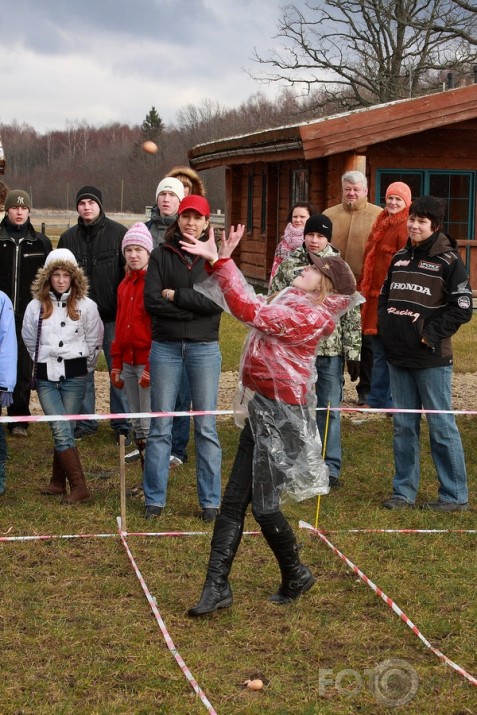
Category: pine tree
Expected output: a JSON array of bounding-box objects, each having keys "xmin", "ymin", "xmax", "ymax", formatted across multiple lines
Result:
[{"xmin": 141, "ymin": 107, "xmax": 164, "ymax": 142}]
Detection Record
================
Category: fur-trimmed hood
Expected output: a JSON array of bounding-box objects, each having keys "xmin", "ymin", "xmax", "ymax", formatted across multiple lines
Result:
[
  {"xmin": 167, "ymin": 166, "xmax": 206, "ymax": 197},
  {"xmin": 31, "ymin": 258, "xmax": 89, "ymax": 301}
]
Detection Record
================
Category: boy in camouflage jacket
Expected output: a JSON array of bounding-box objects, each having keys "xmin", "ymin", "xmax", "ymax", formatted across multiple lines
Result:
[{"xmin": 269, "ymin": 214, "xmax": 361, "ymax": 488}]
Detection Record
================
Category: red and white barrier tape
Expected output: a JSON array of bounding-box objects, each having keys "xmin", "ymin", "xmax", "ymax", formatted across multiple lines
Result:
[
  {"xmin": 315, "ymin": 528, "xmax": 477, "ymax": 535},
  {"xmin": 0, "ymin": 532, "xmax": 117, "ymax": 542},
  {"xmin": 1, "ymin": 405, "xmax": 476, "ymax": 426},
  {"xmin": 0, "ymin": 409, "xmax": 234, "ymax": 425},
  {"xmin": 1, "ymin": 528, "xmax": 474, "ymax": 544},
  {"xmin": 116, "ymin": 518, "xmax": 217, "ymax": 715},
  {"xmin": 300, "ymin": 520, "xmax": 477, "ymax": 687}
]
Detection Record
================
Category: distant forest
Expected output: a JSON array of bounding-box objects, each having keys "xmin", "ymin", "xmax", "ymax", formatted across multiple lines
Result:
[{"xmin": 0, "ymin": 89, "xmax": 326, "ymax": 214}]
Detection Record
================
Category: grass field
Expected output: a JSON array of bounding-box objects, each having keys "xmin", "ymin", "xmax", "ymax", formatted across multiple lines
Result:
[{"xmin": 0, "ymin": 315, "xmax": 476, "ymax": 714}]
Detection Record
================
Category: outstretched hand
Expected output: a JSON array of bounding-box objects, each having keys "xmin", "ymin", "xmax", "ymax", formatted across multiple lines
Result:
[
  {"xmin": 179, "ymin": 224, "xmax": 245, "ymax": 263},
  {"xmin": 218, "ymin": 224, "xmax": 245, "ymax": 258}
]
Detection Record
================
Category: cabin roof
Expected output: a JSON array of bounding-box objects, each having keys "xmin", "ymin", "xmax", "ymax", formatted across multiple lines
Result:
[{"xmin": 188, "ymin": 84, "xmax": 477, "ymax": 168}]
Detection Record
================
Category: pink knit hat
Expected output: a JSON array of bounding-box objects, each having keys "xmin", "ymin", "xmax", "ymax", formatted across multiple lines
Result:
[
  {"xmin": 122, "ymin": 223, "xmax": 153, "ymax": 255},
  {"xmin": 385, "ymin": 181, "xmax": 412, "ymax": 207}
]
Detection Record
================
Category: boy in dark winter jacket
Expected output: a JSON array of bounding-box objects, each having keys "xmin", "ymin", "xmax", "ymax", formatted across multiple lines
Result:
[
  {"xmin": 0, "ymin": 189, "xmax": 52, "ymax": 437},
  {"xmin": 378, "ymin": 196, "xmax": 472, "ymax": 512},
  {"xmin": 58, "ymin": 186, "xmax": 129, "ymax": 443}
]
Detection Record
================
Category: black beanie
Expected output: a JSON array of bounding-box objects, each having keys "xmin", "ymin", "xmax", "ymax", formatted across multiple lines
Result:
[
  {"xmin": 76, "ymin": 185, "xmax": 103, "ymax": 210},
  {"xmin": 304, "ymin": 213, "xmax": 333, "ymax": 242}
]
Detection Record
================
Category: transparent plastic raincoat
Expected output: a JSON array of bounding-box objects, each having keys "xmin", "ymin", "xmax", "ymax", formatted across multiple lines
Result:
[{"xmin": 196, "ymin": 257, "xmax": 360, "ymax": 512}]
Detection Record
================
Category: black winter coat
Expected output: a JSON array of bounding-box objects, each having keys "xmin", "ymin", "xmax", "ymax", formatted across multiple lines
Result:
[
  {"xmin": 378, "ymin": 231, "xmax": 473, "ymax": 368},
  {"xmin": 0, "ymin": 217, "xmax": 52, "ymax": 317},
  {"xmin": 144, "ymin": 233, "xmax": 222, "ymax": 342},
  {"xmin": 58, "ymin": 212, "xmax": 126, "ymax": 321}
]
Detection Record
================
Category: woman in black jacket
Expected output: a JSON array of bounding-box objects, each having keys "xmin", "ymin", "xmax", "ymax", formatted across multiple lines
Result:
[{"xmin": 143, "ymin": 195, "xmax": 223, "ymax": 521}]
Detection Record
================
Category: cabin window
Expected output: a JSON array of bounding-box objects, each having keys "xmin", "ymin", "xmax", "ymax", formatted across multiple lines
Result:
[
  {"xmin": 291, "ymin": 169, "xmax": 309, "ymax": 205},
  {"xmin": 247, "ymin": 174, "xmax": 254, "ymax": 232},
  {"xmin": 377, "ymin": 170, "xmax": 475, "ymax": 241},
  {"xmin": 261, "ymin": 174, "xmax": 267, "ymax": 234}
]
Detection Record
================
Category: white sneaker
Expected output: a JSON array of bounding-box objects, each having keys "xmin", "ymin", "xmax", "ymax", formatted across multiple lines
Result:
[
  {"xmin": 169, "ymin": 455, "xmax": 184, "ymax": 467},
  {"xmin": 125, "ymin": 448, "xmax": 141, "ymax": 463}
]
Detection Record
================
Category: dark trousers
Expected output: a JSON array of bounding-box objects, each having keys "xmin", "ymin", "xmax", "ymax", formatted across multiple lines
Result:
[
  {"xmin": 356, "ymin": 333, "xmax": 374, "ymax": 399},
  {"xmin": 220, "ymin": 420, "xmax": 254, "ymax": 524}
]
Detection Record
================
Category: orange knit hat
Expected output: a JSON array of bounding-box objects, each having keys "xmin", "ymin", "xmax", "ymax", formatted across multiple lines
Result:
[{"xmin": 385, "ymin": 181, "xmax": 412, "ymax": 207}]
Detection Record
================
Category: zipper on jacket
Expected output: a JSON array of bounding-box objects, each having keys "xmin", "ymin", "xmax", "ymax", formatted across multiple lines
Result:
[{"xmin": 13, "ymin": 238, "xmax": 27, "ymax": 312}]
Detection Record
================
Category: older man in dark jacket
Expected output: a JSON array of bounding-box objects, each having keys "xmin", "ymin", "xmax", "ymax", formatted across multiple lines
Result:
[
  {"xmin": 58, "ymin": 186, "xmax": 129, "ymax": 442},
  {"xmin": 0, "ymin": 189, "xmax": 52, "ymax": 437}
]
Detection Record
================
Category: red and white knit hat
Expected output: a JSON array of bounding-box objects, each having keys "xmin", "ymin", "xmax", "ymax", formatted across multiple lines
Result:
[{"xmin": 122, "ymin": 223, "xmax": 153, "ymax": 255}]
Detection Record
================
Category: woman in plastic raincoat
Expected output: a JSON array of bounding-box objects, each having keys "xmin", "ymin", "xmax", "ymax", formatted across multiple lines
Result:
[{"xmin": 184, "ymin": 225, "xmax": 359, "ymax": 616}]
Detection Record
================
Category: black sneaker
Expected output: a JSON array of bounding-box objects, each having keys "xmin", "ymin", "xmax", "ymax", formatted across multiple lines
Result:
[
  {"xmin": 382, "ymin": 495, "xmax": 414, "ymax": 510},
  {"xmin": 125, "ymin": 448, "xmax": 141, "ymax": 463},
  {"xmin": 329, "ymin": 476, "xmax": 342, "ymax": 489},
  {"xmin": 144, "ymin": 505, "xmax": 163, "ymax": 519},
  {"xmin": 420, "ymin": 500, "xmax": 469, "ymax": 512},
  {"xmin": 74, "ymin": 427, "xmax": 96, "ymax": 441},
  {"xmin": 199, "ymin": 508, "xmax": 219, "ymax": 523},
  {"xmin": 115, "ymin": 430, "xmax": 133, "ymax": 447}
]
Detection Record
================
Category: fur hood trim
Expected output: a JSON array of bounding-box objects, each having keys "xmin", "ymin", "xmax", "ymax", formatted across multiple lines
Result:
[
  {"xmin": 167, "ymin": 166, "xmax": 206, "ymax": 197},
  {"xmin": 31, "ymin": 259, "xmax": 89, "ymax": 300}
]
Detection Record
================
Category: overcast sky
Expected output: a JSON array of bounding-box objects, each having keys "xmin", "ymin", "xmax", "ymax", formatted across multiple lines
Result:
[{"xmin": 0, "ymin": 0, "xmax": 291, "ymax": 134}]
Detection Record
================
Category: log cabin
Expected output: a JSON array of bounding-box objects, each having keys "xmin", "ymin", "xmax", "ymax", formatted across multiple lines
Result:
[{"xmin": 188, "ymin": 83, "xmax": 477, "ymax": 290}]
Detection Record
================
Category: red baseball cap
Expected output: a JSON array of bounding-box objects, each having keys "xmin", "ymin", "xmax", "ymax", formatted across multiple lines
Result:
[{"xmin": 178, "ymin": 195, "xmax": 211, "ymax": 218}]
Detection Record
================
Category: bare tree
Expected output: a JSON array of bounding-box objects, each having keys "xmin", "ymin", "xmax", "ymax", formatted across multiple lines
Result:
[{"xmin": 252, "ymin": 0, "xmax": 477, "ymax": 109}]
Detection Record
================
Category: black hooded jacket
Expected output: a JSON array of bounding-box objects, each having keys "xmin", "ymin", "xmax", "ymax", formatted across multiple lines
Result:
[
  {"xmin": 0, "ymin": 217, "xmax": 52, "ymax": 317},
  {"xmin": 378, "ymin": 231, "xmax": 473, "ymax": 368},
  {"xmin": 58, "ymin": 212, "xmax": 126, "ymax": 321}
]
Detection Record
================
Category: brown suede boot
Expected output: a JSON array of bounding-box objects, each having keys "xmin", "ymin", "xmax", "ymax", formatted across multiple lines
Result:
[
  {"xmin": 40, "ymin": 450, "xmax": 67, "ymax": 495},
  {"xmin": 56, "ymin": 447, "xmax": 90, "ymax": 505}
]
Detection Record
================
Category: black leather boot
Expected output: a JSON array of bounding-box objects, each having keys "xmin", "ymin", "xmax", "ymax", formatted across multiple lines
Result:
[
  {"xmin": 259, "ymin": 512, "xmax": 316, "ymax": 605},
  {"xmin": 188, "ymin": 514, "xmax": 243, "ymax": 617}
]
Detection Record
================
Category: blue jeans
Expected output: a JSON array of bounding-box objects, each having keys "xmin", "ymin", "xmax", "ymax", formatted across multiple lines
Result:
[
  {"xmin": 76, "ymin": 320, "xmax": 130, "ymax": 434},
  {"xmin": 315, "ymin": 355, "xmax": 343, "ymax": 478},
  {"xmin": 143, "ymin": 340, "xmax": 222, "ymax": 509},
  {"xmin": 171, "ymin": 367, "xmax": 191, "ymax": 461},
  {"xmin": 37, "ymin": 376, "xmax": 87, "ymax": 451},
  {"xmin": 388, "ymin": 364, "xmax": 468, "ymax": 504},
  {"xmin": 367, "ymin": 335, "xmax": 392, "ymax": 408}
]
